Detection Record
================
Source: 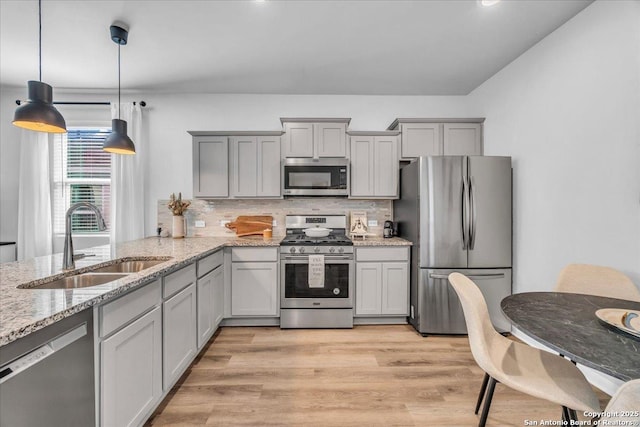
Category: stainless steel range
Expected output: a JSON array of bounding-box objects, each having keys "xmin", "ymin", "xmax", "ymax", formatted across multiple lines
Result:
[{"xmin": 280, "ymin": 215, "xmax": 354, "ymax": 328}]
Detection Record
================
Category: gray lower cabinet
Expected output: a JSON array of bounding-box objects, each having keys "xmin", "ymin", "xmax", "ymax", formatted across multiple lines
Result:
[
  {"xmin": 197, "ymin": 265, "xmax": 224, "ymax": 348},
  {"xmin": 192, "ymin": 136, "xmax": 229, "ymax": 198},
  {"xmin": 349, "ymin": 132, "xmax": 399, "ymax": 198},
  {"xmin": 99, "ymin": 280, "xmax": 163, "ymax": 427},
  {"xmin": 230, "ymin": 247, "xmax": 279, "ymax": 316},
  {"xmin": 163, "ymin": 283, "xmax": 197, "ymax": 390},
  {"xmin": 355, "ymin": 247, "xmax": 409, "ymax": 317},
  {"xmin": 162, "ymin": 263, "xmax": 197, "ymax": 390}
]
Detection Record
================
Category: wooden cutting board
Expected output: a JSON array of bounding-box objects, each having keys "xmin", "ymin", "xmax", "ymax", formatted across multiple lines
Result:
[{"xmin": 225, "ymin": 215, "xmax": 273, "ymax": 237}]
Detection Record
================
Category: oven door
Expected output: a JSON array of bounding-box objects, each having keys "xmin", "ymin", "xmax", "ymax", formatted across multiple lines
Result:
[
  {"xmin": 281, "ymin": 255, "xmax": 353, "ymax": 308},
  {"xmin": 283, "ymin": 162, "xmax": 348, "ymax": 196}
]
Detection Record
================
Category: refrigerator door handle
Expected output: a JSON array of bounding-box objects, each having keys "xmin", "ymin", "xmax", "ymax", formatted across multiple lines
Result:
[
  {"xmin": 469, "ymin": 175, "xmax": 477, "ymax": 250},
  {"xmin": 429, "ymin": 273, "xmax": 505, "ymax": 280},
  {"xmin": 461, "ymin": 177, "xmax": 469, "ymax": 250}
]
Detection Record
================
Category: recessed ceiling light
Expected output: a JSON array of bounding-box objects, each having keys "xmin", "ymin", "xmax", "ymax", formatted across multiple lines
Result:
[{"xmin": 481, "ymin": 0, "xmax": 501, "ymax": 6}]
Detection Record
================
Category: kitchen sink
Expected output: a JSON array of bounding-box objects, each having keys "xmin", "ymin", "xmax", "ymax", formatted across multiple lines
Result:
[
  {"xmin": 25, "ymin": 273, "xmax": 129, "ymax": 290},
  {"xmin": 88, "ymin": 259, "xmax": 169, "ymax": 273},
  {"xmin": 18, "ymin": 257, "xmax": 172, "ymax": 290}
]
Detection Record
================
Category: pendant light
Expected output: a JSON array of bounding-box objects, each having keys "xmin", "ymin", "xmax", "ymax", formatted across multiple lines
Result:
[
  {"xmin": 103, "ymin": 24, "xmax": 135, "ymax": 155},
  {"xmin": 13, "ymin": 0, "xmax": 66, "ymax": 133}
]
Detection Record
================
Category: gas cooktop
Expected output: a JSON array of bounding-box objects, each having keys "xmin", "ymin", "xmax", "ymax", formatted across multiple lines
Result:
[{"xmin": 280, "ymin": 233, "xmax": 353, "ymax": 246}]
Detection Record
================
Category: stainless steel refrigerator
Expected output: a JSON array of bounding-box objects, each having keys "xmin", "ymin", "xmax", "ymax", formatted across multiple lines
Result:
[{"xmin": 394, "ymin": 156, "xmax": 512, "ymax": 334}]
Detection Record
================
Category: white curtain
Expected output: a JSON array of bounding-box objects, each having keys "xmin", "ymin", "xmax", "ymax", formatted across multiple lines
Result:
[
  {"xmin": 110, "ymin": 102, "xmax": 146, "ymax": 244},
  {"xmin": 17, "ymin": 131, "xmax": 53, "ymax": 260}
]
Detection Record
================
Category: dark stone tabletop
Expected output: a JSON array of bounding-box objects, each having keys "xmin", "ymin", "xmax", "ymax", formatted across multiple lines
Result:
[{"xmin": 501, "ymin": 292, "xmax": 640, "ymax": 381}]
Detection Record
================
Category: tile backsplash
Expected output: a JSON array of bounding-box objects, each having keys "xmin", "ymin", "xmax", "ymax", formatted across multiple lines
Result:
[{"xmin": 157, "ymin": 198, "xmax": 393, "ymax": 238}]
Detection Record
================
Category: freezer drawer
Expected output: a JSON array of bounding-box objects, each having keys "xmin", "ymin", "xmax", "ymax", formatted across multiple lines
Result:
[{"xmin": 416, "ymin": 268, "xmax": 511, "ymax": 334}]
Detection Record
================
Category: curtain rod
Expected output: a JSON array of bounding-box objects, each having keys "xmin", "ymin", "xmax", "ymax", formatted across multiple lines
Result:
[{"xmin": 15, "ymin": 100, "xmax": 147, "ymax": 106}]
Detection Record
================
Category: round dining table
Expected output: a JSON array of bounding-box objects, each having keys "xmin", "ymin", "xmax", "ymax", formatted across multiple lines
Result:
[{"xmin": 501, "ymin": 292, "xmax": 640, "ymax": 382}]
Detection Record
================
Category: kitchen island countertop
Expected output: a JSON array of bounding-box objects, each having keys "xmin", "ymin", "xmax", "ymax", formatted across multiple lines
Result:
[
  {"xmin": 0, "ymin": 234, "xmax": 412, "ymax": 347},
  {"xmin": 0, "ymin": 235, "xmax": 281, "ymax": 347}
]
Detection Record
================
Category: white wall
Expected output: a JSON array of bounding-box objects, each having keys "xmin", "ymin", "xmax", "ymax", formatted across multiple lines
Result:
[
  {"xmin": 468, "ymin": 0, "xmax": 640, "ymax": 290},
  {"xmin": 0, "ymin": 86, "xmax": 22, "ymax": 243}
]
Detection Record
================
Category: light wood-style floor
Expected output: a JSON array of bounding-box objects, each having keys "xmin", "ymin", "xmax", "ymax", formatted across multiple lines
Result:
[{"xmin": 145, "ymin": 325, "xmax": 609, "ymax": 426}]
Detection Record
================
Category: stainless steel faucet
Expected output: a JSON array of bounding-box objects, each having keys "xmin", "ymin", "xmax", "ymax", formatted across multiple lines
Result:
[{"xmin": 62, "ymin": 202, "xmax": 107, "ymax": 270}]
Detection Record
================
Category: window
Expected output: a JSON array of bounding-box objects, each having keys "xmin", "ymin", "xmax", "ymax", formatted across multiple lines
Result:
[{"xmin": 52, "ymin": 127, "xmax": 112, "ymax": 236}]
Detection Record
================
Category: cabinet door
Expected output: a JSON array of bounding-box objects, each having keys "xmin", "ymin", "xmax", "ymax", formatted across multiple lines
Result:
[
  {"xmin": 163, "ymin": 283, "xmax": 197, "ymax": 390},
  {"xmin": 212, "ymin": 265, "xmax": 225, "ymax": 328},
  {"xmin": 381, "ymin": 262, "xmax": 409, "ymax": 315},
  {"xmin": 400, "ymin": 123, "xmax": 442, "ymax": 159},
  {"xmin": 355, "ymin": 262, "xmax": 382, "ymax": 315},
  {"xmin": 230, "ymin": 136, "xmax": 258, "ymax": 197},
  {"xmin": 257, "ymin": 136, "xmax": 281, "ymax": 197},
  {"xmin": 316, "ymin": 123, "xmax": 347, "ymax": 158},
  {"xmin": 349, "ymin": 136, "xmax": 374, "ymax": 197},
  {"xmin": 443, "ymin": 123, "xmax": 482, "ymax": 155},
  {"xmin": 374, "ymin": 136, "xmax": 399, "ymax": 198},
  {"xmin": 193, "ymin": 136, "xmax": 229, "ymax": 198},
  {"xmin": 283, "ymin": 122, "xmax": 314, "ymax": 158},
  {"xmin": 197, "ymin": 269, "xmax": 215, "ymax": 349},
  {"xmin": 231, "ymin": 262, "xmax": 278, "ymax": 316},
  {"xmin": 101, "ymin": 306, "xmax": 162, "ymax": 427}
]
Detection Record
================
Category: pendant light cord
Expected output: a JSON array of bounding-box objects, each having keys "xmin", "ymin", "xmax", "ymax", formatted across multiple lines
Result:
[
  {"xmin": 118, "ymin": 43, "xmax": 121, "ymax": 119},
  {"xmin": 38, "ymin": 0, "xmax": 42, "ymax": 81}
]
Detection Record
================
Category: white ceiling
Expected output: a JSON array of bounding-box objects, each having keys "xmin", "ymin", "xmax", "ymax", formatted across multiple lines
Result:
[{"xmin": 0, "ymin": 0, "xmax": 593, "ymax": 95}]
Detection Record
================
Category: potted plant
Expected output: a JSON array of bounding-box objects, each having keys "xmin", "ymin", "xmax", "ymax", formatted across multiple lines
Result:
[{"xmin": 168, "ymin": 192, "xmax": 190, "ymax": 238}]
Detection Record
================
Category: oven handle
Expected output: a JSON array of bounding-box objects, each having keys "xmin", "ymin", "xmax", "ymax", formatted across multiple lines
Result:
[{"xmin": 282, "ymin": 255, "xmax": 353, "ymax": 261}]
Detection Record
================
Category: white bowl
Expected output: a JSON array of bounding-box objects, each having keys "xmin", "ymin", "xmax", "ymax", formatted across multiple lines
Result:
[{"xmin": 303, "ymin": 227, "xmax": 331, "ymax": 238}]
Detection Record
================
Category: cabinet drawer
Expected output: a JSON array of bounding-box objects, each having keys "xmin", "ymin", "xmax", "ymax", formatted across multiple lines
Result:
[
  {"xmin": 100, "ymin": 279, "xmax": 161, "ymax": 337},
  {"xmin": 198, "ymin": 250, "xmax": 223, "ymax": 278},
  {"xmin": 163, "ymin": 263, "xmax": 197, "ymax": 299},
  {"xmin": 356, "ymin": 247, "xmax": 409, "ymax": 262},
  {"xmin": 231, "ymin": 247, "xmax": 278, "ymax": 262}
]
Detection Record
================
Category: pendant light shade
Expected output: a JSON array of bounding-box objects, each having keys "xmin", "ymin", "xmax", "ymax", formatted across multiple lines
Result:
[
  {"xmin": 104, "ymin": 118, "xmax": 135, "ymax": 154},
  {"xmin": 13, "ymin": 0, "xmax": 66, "ymax": 133},
  {"xmin": 13, "ymin": 81, "xmax": 67, "ymax": 133},
  {"xmin": 104, "ymin": 23, "xmax": 135, "ymax": 155}
]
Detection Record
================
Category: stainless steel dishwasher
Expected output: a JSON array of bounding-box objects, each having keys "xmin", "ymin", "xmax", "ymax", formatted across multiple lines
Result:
[{"xmin": 0, "ymin": 308, "xmax": 95, "ymax": 426}]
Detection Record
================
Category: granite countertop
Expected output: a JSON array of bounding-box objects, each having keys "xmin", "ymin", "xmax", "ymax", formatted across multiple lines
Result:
[
  {"xmin": 0, "ymin": 235, "xmax": 280, "ymax": 347},
  {"xmin": 351, "ymin": 236, "xmax": 412, "ymax": 246},
  {"xmin": 0, "ymin": 234, "xmax": 410, "ymax": 347}
]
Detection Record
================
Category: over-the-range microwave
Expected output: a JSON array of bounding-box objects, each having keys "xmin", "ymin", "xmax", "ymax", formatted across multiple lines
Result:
[{"xmin": 283, "ymin": 158, "xmax": 349, "ymax": 197}]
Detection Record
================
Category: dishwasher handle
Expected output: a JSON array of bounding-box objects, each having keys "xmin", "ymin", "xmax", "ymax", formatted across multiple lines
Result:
[
  {"xmin": 429, "ymin": 273, "xmax": 505, "ymax": 280},
  {"xmin": 0, "ymin": 323, "xmax": 87, "ymax": 385}
]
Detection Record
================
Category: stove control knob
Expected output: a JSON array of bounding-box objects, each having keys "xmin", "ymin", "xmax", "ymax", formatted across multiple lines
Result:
[
  {"xmin": 289, "ymin": 247, "xmax": 296, "ymax": 254},
  {"xmin": 299, "ymin": 247, "xmax": 305, "ymax": 254},
  {"xmin": 314, "ymin": 247, "xmax": 320, "ymax": 253},
  {"xmin": 329, "ymin": 247, "xmax": 336, "ymax": 253},
  {"xmin": 338, "ymin": 247, "xmax": 344, "ymax": 253}
]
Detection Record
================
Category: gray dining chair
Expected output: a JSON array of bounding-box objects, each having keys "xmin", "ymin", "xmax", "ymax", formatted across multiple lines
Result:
[
  {"xmin": 597, "ymin": 379, "xmax": 640, "ymax": 425},
  {"xmin": 448, "ymin": 272, "xmax": 601, "ymax": 427},
  {"xmin": 555, "ymin": 264, "xmax": 640, "ymax": 302}
]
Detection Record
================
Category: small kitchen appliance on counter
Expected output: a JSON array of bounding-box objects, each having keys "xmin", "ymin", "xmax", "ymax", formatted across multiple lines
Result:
[
  {"xmin": 383, "ymin": 220, "xmax": 396, "ymax": 238},
  {"xmin": 280, "ymin": 214, "xmax": 353, "ymax": 328}
]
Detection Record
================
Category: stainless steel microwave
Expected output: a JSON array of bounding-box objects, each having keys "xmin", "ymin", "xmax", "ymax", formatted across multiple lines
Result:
[{"xmin": 283, "ymin": 158, "xmax": 349, "ymax": 196}]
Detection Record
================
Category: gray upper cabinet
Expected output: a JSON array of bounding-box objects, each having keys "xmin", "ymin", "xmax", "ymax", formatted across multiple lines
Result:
[
  {"xmin": 190, "ymin": 131, "xmax": 282, "ymax": 199},
  {"xmin": 281, "ymin": 118, "xmax": 350, "ymax": 159},
  {"xmin": 230, "ymin": 135, "xmax": 281, "ymax": 198},
  {"xmin": 349, "ymin": 132, "xmax": 399, "ymax": 199},
  {"xmin": 399, "ymin": 123, "xmax": 442, "ymax": 158},
  {"xmin": 192, "ymin": 136, "xmax": 229, "ymax": 198},
  {"xmin": 443, "ymin": 123, "xmax": 482, "ymax": 155},
  {"xmin": 387, "ymin": 119, "xmax": 484, "ymax": 160}
]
